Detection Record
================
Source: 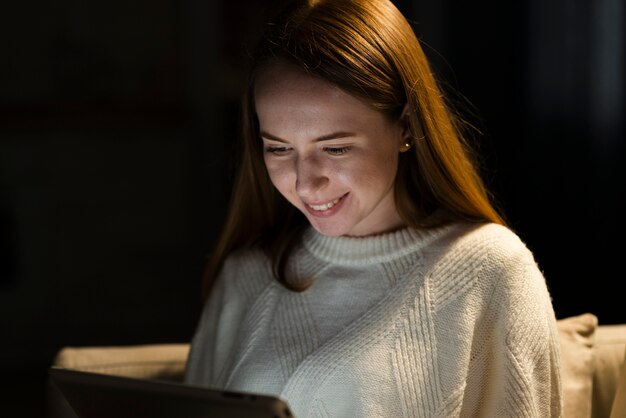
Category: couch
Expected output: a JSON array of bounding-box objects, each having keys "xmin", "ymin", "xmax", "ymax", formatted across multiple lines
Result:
[{"xmin": 47, "ymin": 313, "xmax": 626, "ymax": 418}]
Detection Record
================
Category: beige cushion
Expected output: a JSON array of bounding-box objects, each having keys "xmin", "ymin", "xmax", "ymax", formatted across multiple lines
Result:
[
  {"xmin": 52, "ymin": 343, "xmax": 190, "ymax": 381},
  {"xmin": 588, "ymin": 324, "xmax": 626, "ymax": 418},
  {"xmin": 611, "ymin": 345, "xmax": 626, "ymax": 418},
  {"xmin": 557, "ymin": 313, "xmax": 598, "ymax": 418},
  {"xmin": 592, "ymin": 324, "xmax": 626, "ymax": 418}
]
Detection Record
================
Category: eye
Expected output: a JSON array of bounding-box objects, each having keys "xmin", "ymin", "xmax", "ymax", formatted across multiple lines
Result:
[
  {"xmin": 324, "ymin": 146, "xmax": 352, "ymax": 155},
  {"xmin": 265, "ymin": 146, "xmax": 292, "ymax": 155}
]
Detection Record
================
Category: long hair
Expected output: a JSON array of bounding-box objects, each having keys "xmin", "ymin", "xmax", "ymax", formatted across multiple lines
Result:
[{"xmin": 201, "ymin": 0, "xmax": 506, "ymax": 301}]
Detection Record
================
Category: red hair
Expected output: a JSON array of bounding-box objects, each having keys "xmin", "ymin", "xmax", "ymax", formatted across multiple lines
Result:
[{"xmin": 202, "ymin": 0, "xmax": 506, "ymax": 300}]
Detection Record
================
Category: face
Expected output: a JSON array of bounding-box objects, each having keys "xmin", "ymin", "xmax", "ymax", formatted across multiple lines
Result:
[{"xmin": 255, "ymin": 61, "xmax": 410, "ymax": 237}]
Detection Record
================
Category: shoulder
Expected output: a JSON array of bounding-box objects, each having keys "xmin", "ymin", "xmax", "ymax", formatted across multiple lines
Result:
[
  {"xmin": 222, "ymin": 245, "xmax": 269, "ymax": 272},
  {"xmin": 436, "ymin": 222, "xmax": 539, "ymax": 272},
  {"xmin": 425, "ymin": 223, "xmax": 557, "ymax": 347},
  {"xmin": 454, "ymin": 223, "xmax": 553, "ymax": 316},
  {"xmin": 424, "ymin": 222, "xmax": 548, "ymax": 308},
  {"xmin": 217, "ymin": 245, "xmax": 274, "ymax": 299}
]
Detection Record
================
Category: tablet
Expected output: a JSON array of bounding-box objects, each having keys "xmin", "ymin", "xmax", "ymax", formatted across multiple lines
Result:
[{"xmin": 49, "ymin": 367, "xmax": 295, "ymax": 418}]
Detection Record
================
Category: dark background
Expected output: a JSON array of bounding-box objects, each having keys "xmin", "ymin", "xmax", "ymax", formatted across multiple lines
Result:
[{"xmin": 1, "ymin": 0, "xmax": 624, "ymax": 416}]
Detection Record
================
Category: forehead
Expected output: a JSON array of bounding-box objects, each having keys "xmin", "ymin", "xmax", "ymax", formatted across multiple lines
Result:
[
  {"xmin": 254, "ymin": 61, "xmax": 385, "ymax": 130},
  {"xmin": 255, "ymin": 61, "xmax": 344, "ymax": 106}
]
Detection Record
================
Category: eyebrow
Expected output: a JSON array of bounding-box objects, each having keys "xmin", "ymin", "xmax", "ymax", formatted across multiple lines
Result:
[{"xmin": 260, "ymin": 131, "xmax": 356, "ymax": 143}]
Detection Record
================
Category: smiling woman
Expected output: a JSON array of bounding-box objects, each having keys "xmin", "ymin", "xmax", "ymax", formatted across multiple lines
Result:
[{"xmin": 183, "ymin": 0, "xmax": 563, "ymax": 417}]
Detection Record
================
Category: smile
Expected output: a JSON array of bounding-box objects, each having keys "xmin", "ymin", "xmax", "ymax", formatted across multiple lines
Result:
[
  {"xmin": 304, "ymin": 193, "xmax": 348, "ymax": 216},
  {"xmin": 308, "ymin": 197, "xmax": 342, "ymax": 211}
]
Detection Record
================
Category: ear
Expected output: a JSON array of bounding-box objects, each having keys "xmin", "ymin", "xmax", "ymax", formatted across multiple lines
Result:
[{"xmin": 398, "ymin": 104, "xmax": 415, "ymax": 153}]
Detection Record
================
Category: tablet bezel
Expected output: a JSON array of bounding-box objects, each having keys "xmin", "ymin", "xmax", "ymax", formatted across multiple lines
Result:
[{"xmin": 49, "ymin": 366, "xmax": 295, "ymax": 418}]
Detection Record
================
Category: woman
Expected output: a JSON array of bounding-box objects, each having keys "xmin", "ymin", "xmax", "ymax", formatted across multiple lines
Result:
[{"xmin": 185, "ymin": 0, "xmax": 562, "ymax": 416}]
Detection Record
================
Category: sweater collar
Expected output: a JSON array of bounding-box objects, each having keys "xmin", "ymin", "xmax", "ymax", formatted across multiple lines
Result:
[{"xmin": 301, "ymin": 225, "xmax": 449, "ymax": 266}]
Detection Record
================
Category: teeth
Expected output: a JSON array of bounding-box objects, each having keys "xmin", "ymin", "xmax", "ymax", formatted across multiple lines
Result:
[{"xmin": 309, "ymin": 197, "xmax": 341, "ymax": 211}]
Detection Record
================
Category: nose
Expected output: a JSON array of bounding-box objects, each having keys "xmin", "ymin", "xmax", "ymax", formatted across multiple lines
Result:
[{"xmin": 295, "ymin": 154, "xmax": 329, "ymax": 197}]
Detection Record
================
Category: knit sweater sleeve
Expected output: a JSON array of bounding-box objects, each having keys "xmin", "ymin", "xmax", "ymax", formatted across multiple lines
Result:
[
  {"xmin": 184, "ymin": 262, "xmax": 230, "ymax": 386},
  {"xmin": 457, "ymin": 225, "xmax": 562, "ymax": 417},
  {"xmin": 184, "ymin": 249, "xmax": 266, "ymax": 387}
]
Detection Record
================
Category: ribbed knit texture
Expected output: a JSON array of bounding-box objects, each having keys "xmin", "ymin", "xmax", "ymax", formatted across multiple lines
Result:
[{"xmin": 185, "ymin": 222, "xmax": 562, "ymax": 417}]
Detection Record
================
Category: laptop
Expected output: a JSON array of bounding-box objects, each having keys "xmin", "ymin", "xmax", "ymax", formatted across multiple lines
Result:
[{"xmin": 49, "ymin": 367, "xmax": 295, "ymax": 418}]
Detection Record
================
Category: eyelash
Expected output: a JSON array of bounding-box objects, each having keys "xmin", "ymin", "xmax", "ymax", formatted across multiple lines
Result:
[
  {"xmin": 265, "ymin": 146, "xmax": 291, "ymax": 155},
  {"xmin": 324, "ymin": 146, "xmax": 352, "ymax": 155},
  {"xmin": 264, "ymin": 146, "xmax": 352, "ymax": 155}
]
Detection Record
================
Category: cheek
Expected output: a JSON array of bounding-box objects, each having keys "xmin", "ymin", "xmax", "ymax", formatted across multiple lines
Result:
[
  {"xmin": 264, "ymin": 158, "xmax": 293, "ymax": 192},
  {"xmin": 377, "ymin": 145, "xmax": 400, "ymax": 178},
  {"xmin": 340, "ymin": 152, "xmax": 398, "ymax": 189}
]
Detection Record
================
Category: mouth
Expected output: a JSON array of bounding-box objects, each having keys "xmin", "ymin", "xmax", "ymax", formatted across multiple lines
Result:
[
  {"xmin": 308, "ymin": 196, "xmax": 342, "ymax": 211},
  {"xmin": 303, "ymin": 193, "xmax": 349, "ymax": 217}
]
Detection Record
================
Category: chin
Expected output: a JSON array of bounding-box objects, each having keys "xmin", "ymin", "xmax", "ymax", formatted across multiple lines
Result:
[{"xmin": 308, "ymin": 220, "xmax": 352, "ymax": 237}]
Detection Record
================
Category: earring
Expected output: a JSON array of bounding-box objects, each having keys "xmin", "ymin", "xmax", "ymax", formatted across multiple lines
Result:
[{"xmin": 403, "ymin": 136, "xmax": 425, "ymax": 150}]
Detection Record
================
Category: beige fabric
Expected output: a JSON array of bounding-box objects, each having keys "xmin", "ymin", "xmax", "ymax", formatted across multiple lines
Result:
[
  {"xmin": 52, "ymin": 344, "xmax": 190, "ymax": 381},
  {"xmin": 557, "ymin": 313, "xmax": 598, "ymax": 418},
  {"xmin": 592, "ymin": 324, "xmax": 626, "ymax": 418},
  {"xmin": 611, "ymin": 345, "xmax": 626, "ymax": 418}
]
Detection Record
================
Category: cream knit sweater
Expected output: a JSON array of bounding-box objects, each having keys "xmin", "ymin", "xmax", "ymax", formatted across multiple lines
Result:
[{"xmin": 185, "ymin": 222, "xmax": 562, "ymax": 417}]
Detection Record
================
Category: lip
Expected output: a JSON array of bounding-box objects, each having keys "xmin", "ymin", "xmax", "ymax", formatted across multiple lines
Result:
[{"xmin": 303, "ymin": 193, "xmax": 349, "ymax": 218}]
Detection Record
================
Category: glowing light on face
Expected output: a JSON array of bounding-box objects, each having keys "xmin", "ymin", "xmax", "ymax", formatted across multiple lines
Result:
[{"xmin": 255, "ymin": 61, "xmax": 409, "ymax": 237}]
